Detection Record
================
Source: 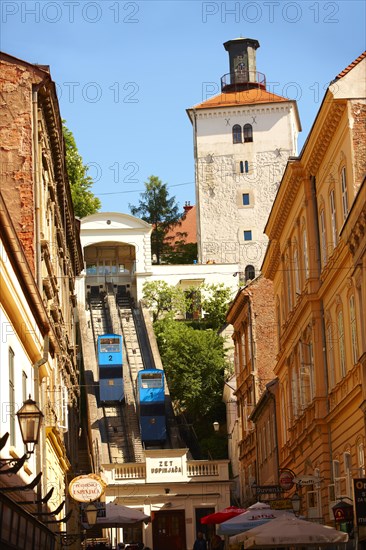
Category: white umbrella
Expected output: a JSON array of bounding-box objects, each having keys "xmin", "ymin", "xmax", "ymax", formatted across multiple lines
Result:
[
  {"xmin": 96, "ymin": 502, "xmax": 150, "ymax": 527},
  {"xmin": 230, "ymin": 513, "xmax": 349, "ymax": 547},
  {"xmin": 218, "ymin": 501, "xmax": 292, "ymax": 536}
]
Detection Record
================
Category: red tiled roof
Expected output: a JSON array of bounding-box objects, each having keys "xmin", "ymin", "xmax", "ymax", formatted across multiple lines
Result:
[
  {"xmin": 165, "ymin": 206, "xmax": 197, "ymax": 244},
  {"xmin": 336, "ymin": 51, "xmax": 366, "ymax": 79},
  {"xmin": 192, "ymin": 88, "xmax": 288, "ymax": 110}
]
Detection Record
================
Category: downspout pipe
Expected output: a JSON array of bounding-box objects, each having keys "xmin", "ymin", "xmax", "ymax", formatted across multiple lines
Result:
[
  {"xmin": 32, "ymin": 75, "xmax": 49, "ymax": 289},
  {"xmin": 32, "ymin": 87, "xmax": 42, "ymax": 289},
  {"xmin": 192, "ymin": 108, "xmax": 202, "ymax": 262},
  {"xmin": 248, "ymin": 295, "xmax": 257, "ymax": 405},
  {"xmin": 310, "ymin": 175, "xmax": 332, "ymax": 513},
  {"xmin": 310, "ymin": 175, "xmax": 330, "ymax": 407}
]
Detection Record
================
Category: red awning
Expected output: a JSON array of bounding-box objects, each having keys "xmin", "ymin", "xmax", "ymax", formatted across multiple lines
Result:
[{"xmin": 201, "ymin": 506, "xmax": 247, "ymax": 524}]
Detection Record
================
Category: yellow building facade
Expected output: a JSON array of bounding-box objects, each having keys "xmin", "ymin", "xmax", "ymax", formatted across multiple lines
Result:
[{"xmin": 262, "ymin": 52, "xmax": 366, "ymax": 525}]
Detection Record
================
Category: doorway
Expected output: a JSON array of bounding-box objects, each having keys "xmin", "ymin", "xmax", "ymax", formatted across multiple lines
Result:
[{"xmin": 152, "ymin": 510, "xmax": 186, "ymax": 550}]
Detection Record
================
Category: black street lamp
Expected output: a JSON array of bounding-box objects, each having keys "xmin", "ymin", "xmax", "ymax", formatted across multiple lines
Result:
[
  {"xmin": 0, "ymin": 397, "xmax": 43, "ymax": 475},
  {"xmin": 291, "ymin": 492, "xmax": 301, "ymax": 516},
  {"xmin": 16, "ymin": 397, "xmax": 44, "ymax": 458},
  {"xmin": 85, "ymin": 502, "xmax": 98, "ymax": 527}
]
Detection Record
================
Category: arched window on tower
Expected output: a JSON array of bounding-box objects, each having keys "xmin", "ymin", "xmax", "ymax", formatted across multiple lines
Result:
[
  {"xmin": 245, "ymin": 265, "xmax": 255, "ymax": 280},
  {"xmin": 233, "ymin": 124, "xmax": 242, "ymax": 144},
  {"xmin": 244, "ymin": 123, "xmax": 253, "ymax": 143}
]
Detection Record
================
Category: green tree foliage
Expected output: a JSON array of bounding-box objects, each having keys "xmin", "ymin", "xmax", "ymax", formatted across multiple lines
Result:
[
  {"xmin": 200, "ymin": 283, "xmax": 233, "ymax": 330},
  {"xmin": 163, "ymin": 236, "xmax": 198, "ymax": 265},
  {"xmin": 62, "ymin": 121, "xmax": 101, "ymax": 218},
  {"xmin": 142, "ymin": 280, "xmax": 186, "ymax": 322},
  {"xmin": 129, "ymin": 175, "xmax": 180, "ymax": 264},
  {"xmin": 154, "ymin": 319, "xmax": 227, "ymax": 419}
]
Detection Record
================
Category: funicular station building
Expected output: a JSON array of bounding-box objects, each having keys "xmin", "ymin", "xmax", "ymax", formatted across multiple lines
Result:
[{"xmin": 75, "ymin": 212, "xmax": 238, "ymax": 550}]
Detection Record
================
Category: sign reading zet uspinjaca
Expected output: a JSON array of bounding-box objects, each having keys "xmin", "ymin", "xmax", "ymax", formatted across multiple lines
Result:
[{"xmin": 69, "ymin": 474, "xmax": 106, "ymax": 503}]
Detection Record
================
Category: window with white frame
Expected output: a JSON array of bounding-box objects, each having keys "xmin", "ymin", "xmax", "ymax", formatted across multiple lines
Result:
[
  {"xmin": 240, "ymin": 327, "xmax": 246, "ymax": 370},
  {"xmin": 286, "ymin": 263, "xmax": 293, "ymax": 312},
  {"xmin": 58, "ymin": 384, "xmax": 69, "ymax": 431},
  {"xmin": 8, "ymin": 348, "xmax": 16, "ymax": 446},
  {"xmin": 293, "ymin": 248, "xmax": 300, "ymax": 295},
  {"xmin": 267, "ymin": 419, "xmax": 271, "ymax": 456},
  {"xmin": 341, "ymin": 167, "xmax": 349, "ymax": 220},
  {"xmin": 302, "ymin": 228, "xmax": 309, "ymax": 280},
  {"xmin": 262, "ymin": 425, "xmax": 267, "ymax": 460},
  {"xmin": 234, "ymin": 338, "xmax": 240, "ymax": 377},
  {"xmin": 308, "ymin": 339, "xmax": 315, "ymax": 402},
  {"xmin": 349, "ymin": 295, "xmax": 359, "ymax": 365},
  {"xmin": 299, "ymin": 338, "xmax": 315, "ymax": 410},
  {"xmin": 258, "ymin": 426, "xmax": 262, "ymax": 464},
  {"xmin": 22, "ymin": 371, "xmax": 27, "ymax": 404},
  {"xmin": 276, "ymin": 298, "xmax": 281, "ymax": 350},
  {"xmin": 281, "ymin": 384, "xmax": 288, "ymax": 443},
  {"xmin": 320, "ymin": 209, "xmax": 327, "ymax": 266},
  {"xmin": 329, "ymin": 189, "xmax": 338, "ymax": 248},
  {"xmin": 344, "ymin": 451, "xmax": 352, "ymax": 498},
  {"xmin": 327, "ymin": 323, "xmax": 336, "ymax": 389},
  {"xmin": 337, "ymin": 310, "xmax": 346, "ymax": 377},
  {"xmin": 291, "ymin": 362, "xmax": 299, "ymax": 418},
  {"xmin": 281, "ymin": 289, "xmax": 286, "ymax": 327},
  {"xmin": 357, "ymin": 441, "xmax": 365, "ymax": 476},
  {"xmin": 332, "ymin": 459, "xmax": 342, "ymax": 499}
]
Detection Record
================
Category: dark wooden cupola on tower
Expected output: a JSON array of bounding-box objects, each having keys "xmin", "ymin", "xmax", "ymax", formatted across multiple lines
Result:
[{"xmin": 221, "ymin": 37, "xmax": 266, "ymax": 92}]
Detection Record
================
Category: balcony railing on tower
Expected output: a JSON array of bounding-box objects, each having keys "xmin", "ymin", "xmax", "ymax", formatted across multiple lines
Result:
[{"xmin": 221, "ymin": 70, "xmax": 266, "ymax": 92}]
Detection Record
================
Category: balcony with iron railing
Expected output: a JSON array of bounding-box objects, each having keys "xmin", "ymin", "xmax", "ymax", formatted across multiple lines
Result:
[{"xmin": 221, "ymin": 70, "xmax": 266, "ymax": 92}]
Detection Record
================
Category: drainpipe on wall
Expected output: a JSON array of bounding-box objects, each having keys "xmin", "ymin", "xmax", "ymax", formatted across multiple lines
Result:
[
  {"xmin": 32, "ymin": 87, "xmax": 42, "ymax": 289},
  {"xmin": 310, "ymin": 175, "xmax": 331, "ymax": 409},
  {"xmin": 310, "ymin": 175, "xmax": 332, "ymax": 518},
  {"xmin": 248, "ymin": 295, "xmax": 257, "ymax": 405},
  {"xmin": 32, "ymin": 75, "xmax": 49, "ymax": 289},
  {"xmin": 192, "ymin": 108, "xmax": 202, "ymax": 263}
]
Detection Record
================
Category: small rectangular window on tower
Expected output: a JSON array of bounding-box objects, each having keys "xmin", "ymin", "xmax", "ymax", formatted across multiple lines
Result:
[
  {"xmin": 244, "ymin": 230, "xmax": 252, "ymax": 241},
  {"xmin": 242, "ymin": 193, "xmax": 250, "ymax": 206}
]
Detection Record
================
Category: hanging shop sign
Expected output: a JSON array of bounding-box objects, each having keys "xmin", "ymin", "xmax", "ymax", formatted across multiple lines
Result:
[
  {"xmin": 354, "ymin": 478, "xmax": 366, "ymax": 526},
  {"xmin": 332, "ymin": 499, "xmax": 354, "ymax": 523},
  {"xmin": 279, "ymin": 469, "xmax": 295, "ymax": 491},
  {"xmin": 69, "ymin": 474, "xmax": 106, "ymax": 503},
  {"xmin": 292, "ymin": 475, "xmax": 322, "ymax": 486},
  {"xmin": 252, "ymin": 485, "xmax": 283, "ymax": 495},
  {"xmin": 270, "ymin": 499, "xmax": 293, "ymax": 510}
]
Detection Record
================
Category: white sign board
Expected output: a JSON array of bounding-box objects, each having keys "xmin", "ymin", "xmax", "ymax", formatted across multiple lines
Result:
[
  {"xmin": 69, "ymin": 474, "xmax": 106, "ymax": 503},
  {"xmin": 146, "ymin": 451, "xmax": 188, "ymax": 483}
]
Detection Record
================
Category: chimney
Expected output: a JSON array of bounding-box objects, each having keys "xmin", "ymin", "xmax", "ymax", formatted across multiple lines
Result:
[{"xmin": 221, "ymin": 38, "xmax": 266, "ymax": 92}]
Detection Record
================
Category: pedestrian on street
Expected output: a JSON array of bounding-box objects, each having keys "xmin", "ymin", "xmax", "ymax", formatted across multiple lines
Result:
[
  {"xmin": 193, "ymin": 531, "xmax": 207, "ymax": 550},
  {"xmin": 210, "ymin": 534, "xmax": 224, "ymax": 550}
]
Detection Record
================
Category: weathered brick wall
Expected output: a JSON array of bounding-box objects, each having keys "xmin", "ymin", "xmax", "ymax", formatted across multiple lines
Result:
[
  {"xmin": 0, "ymin": 58, "xmax": 38, "ymax": 274},
  {"xmin": 250, "ymin": 276, "xmax": 276, "ymax": 394},
  {"xmin": 351, "ymin": 101, "xmax": 366, "ymax": 190}
]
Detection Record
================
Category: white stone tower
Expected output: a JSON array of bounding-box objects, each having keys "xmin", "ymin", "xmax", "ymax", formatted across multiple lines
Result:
[{"xmin": 187, "ymin": 38, "xmax": 301, "ymax": 279}]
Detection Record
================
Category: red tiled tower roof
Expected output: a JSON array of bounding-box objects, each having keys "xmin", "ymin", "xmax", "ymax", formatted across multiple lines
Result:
[{"xmin": 193, "ymin": 88, "xmax": 288, "ymax": 110}]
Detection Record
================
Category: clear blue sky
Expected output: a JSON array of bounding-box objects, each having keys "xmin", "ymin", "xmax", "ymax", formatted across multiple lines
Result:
[{"xmin": 2, "ymin": 1, "xmax": 365, "ymax": 213}]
